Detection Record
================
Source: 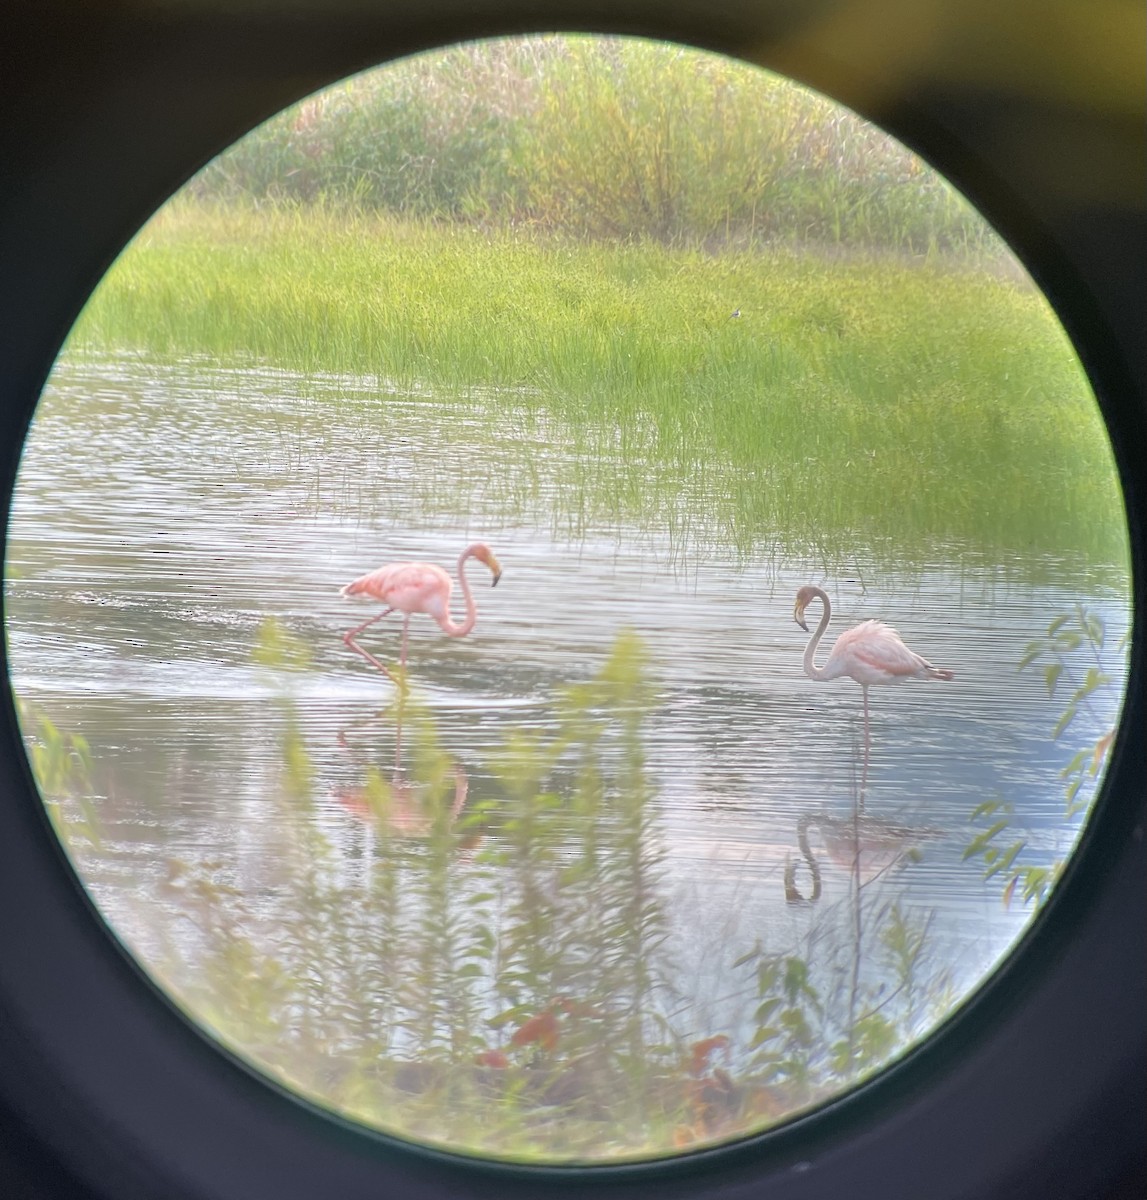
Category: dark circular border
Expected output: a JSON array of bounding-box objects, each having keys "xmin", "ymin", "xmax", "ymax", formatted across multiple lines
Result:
[{"xmin": 1, "ymin": 4, "xmax": 1143, "ymax": 1199}]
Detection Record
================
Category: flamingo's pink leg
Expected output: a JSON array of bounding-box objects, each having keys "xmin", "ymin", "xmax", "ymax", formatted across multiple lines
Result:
[
  {"xmin": 860, "ymin": 685, "xmax": 870, "ymax": 809},
  {"xmin": 393, "ymin": 614, "xmax": 412, "ymax": 772},
  {"xmin": 343, "ymin": 607, "xmax": 399, "ymax": 680},
  {"xmin": 399, "ymin": 614, "xmax": 411, "ymax": 671}
]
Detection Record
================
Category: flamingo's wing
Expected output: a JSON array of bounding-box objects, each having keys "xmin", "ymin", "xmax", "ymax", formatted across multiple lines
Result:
[
  {"xmin": 341, "ymin": 562, "xmax": 452, "ymax": 616},
  {"xmin": 831, "ymin": 620, "xmax": 937, "ymax": 681}
]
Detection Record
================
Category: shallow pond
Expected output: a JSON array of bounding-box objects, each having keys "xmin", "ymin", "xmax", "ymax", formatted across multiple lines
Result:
[{"xmin": 4, "ymin": 351, "xmax": 1130, "ymax": 1159}]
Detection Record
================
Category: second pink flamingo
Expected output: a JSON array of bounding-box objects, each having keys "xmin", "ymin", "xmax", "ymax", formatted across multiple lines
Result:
[{"xmin": 793, "ymin": 584, "xmax": 953, "ymax": 794}]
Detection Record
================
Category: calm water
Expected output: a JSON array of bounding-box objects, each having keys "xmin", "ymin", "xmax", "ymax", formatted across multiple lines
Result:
[{"xmin": 4, "ymin": 351, "xmax": 1130, "ymax": 1153}]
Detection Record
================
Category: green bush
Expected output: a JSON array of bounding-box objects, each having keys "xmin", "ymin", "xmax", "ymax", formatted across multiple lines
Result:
[{"xmin": 189, "ymin": 35, "xmax": 998, "ymax": 256}]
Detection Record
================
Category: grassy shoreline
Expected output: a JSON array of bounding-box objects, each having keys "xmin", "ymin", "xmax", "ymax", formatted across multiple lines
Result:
[{"xmin": 65, "ymin": 202, "xmax": 1128, "ymax": 570}]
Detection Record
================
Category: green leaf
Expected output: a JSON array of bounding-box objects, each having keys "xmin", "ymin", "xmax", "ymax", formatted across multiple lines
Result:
[
  {"xmin": 1022, "ymin": 868, "xmax": 1051, "ymax": 905},
  {"xmin": 1047, "ymin": 614, "xmax": 1070, "ymax": 636},
  {"xmin": 1059, "ymin": 748, "xmax": 1089, "ymax": 778},
  {"xmin": 757, "ymin": 960, "xmax": 780, "ymax": 993},
  {"xmin": 1044, "ymin": 662, "xmax": 1062, "ymax": 696},
  {"xmin": 1052, "ymin": 706, "xmax": 1079, "ymax": 740},
  {"xmin": 1081, "ymin": 667, "xmax": 1112, "ymax": 696},
  {"xmin": 1018, "ymin": 643, "xmax": 1043, "ymax": 671},
  {"xmin": 1084, "ymin": 612, "xmax": 1105, "ymax": 648},
  {"xmin": 984, "ymin": 840, "xmax": 1026, "ymax": 878},
  {"xmin": 780, "ymin": 1008, "xmax": 813, "ymax": 1045},
  {"xmin": 783, "ymin": 956, "xmax": 814, "ymax": 1003},
  {"xmin": 754, "ymin": 998, "xmax": 782, "ymax": 1024},
  {"xmin": 487, "ymin": 1005, "xmax": 531, "ymax": 1029},
  {"xmin": 963, "ymin": 818, "xmax": 1009, "ymax": 859}
]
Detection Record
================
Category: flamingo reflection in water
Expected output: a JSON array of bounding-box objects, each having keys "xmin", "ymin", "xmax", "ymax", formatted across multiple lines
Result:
[
  {"xmin": 333, "ymin": 729, "xmax": 475, "ymax": 844},
  {"xmin": 793, "ymin": 585, "xmax": 953, "ymax": 799},
  {"xmin": 783, "ymin": 810, "xmax": 940, "ymax": 904}
]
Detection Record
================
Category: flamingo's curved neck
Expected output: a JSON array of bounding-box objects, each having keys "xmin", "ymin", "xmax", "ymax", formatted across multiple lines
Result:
[
  {"xmin": 438, "ymin": 548, "xmax": 479, "ymax": 638},
  {"xmin": 797, "ymin": 813, "xmax": 817, "ymax": 865},
  {"xmin": 802, "ymin": 587, "xmax": 834, "ymax": 681},
  {"xmin": 788, "ymin": 813, "xmax": 822, "ymax": 902}
]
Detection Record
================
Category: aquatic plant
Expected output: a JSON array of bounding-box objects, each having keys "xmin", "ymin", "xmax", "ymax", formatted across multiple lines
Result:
[
  {"xmin": 87, "ymin": 622, "xmax": 960, "ymax": 1159},
  {"xmin": 965, "ymin": 605, "xmax": 1127, "ymax": 907}
]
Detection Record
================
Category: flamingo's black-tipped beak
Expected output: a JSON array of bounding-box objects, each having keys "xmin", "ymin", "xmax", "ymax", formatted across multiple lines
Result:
[
  {"xmin": 794, "ymin": 604, "xmax": 808, "ymax": 632},
  {"xmin": 482, "ymin": 549, "xmax": 502, "ymax": 586}
]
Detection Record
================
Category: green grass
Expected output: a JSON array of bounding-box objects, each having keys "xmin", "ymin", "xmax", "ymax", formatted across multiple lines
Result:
[{"xmin": 66, "ymin": 202, "xmax": 1127, "ymax": 573}]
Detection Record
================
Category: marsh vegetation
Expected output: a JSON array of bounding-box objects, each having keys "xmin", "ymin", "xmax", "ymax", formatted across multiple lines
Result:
[{"xmin": 74, "ymin": 204, "xmax": 1122, "ymax": 571}]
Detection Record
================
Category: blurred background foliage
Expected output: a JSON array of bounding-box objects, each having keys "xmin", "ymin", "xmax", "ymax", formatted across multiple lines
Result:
[{"xmin": 190, "ymin": 36, "xmax": 995, "ymax": 257}]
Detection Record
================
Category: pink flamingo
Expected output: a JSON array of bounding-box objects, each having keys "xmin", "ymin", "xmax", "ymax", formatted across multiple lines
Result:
[
  {"xmin": 793, "ymin": 585, "xmax": 953, "ymax": 795},
  {"xmin": 340, "ymin": 542, "xmax": 502, "ymax": 683}
]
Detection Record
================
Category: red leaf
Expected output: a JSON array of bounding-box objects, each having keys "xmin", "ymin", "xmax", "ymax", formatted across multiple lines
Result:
[
  {"xmin": 474, "ymin": 1050, "xmax": 510, "ymax": 1068},
  {"xmin": 511, "ymin": 1009, "xmax": 560, "ymax": 1052},
  {"xmin": 688, "ymin": 1034, "xmax": 730, "ymax": 1076}
]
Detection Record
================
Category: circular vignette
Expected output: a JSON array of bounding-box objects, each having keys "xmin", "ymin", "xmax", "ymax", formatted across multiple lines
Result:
[{"xmin": 0, "ymin": 4, "xmax": 1143, "ymax": 1200}]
